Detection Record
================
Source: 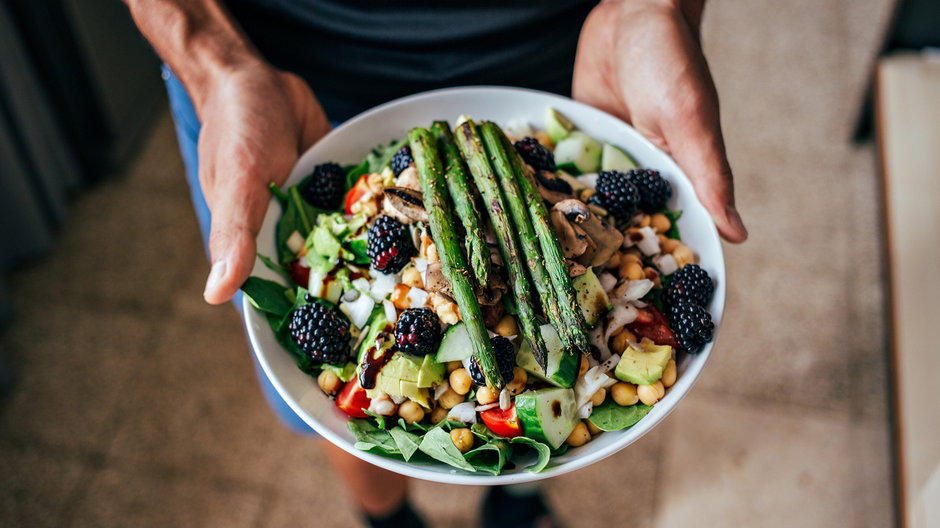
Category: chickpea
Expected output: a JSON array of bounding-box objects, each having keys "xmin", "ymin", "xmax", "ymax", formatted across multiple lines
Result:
[
  {"xmin": 586, "ymin": 420, "xmax": 603, "ymax": 436},
  {"xmin": 662, "ymin": 237, "xmax": 681, "ymax": 254},
  {"xmin": 449, "ymin": 368, "xmax": 473, "ymax": 395},
  {"xmin": 611, "ymin": 382, "xmax": 639, "ymax": 406},
  {"xmin": 638, "ymin": 214, "xmax": 652, "ymax": 228},
  {"xmin": 566, "ymin": 422, "xmax": 591, "ymax": 447},
  {"xmin": 619, "ymin": 261, "xmax": 645, "ymax": 281},
  {"xmin": 425, "ymin": 242, "xmax": 439, "ymax": 263},
  {"xmin": 505, "ymin": 367, "xmax": 528, "ymax": 395},
  {"xmin": 625, "ymin": 248, "xmax": 643, "ymax": 261},
  {"xmin": 371, "ymin": 396, "xmax": 398, "ymax": 416},
  {"xmin": 398, "ymin": 401, "xmax": 426, "ymax": 424},
  {"xmin": 653, "ymin": 380, "xmax": 665, "ymax": 399},
  {"xmin": 391, "ymin": 284, "xmax": 411, "ymax": 310},
  {"xmin": 317, "ymin": 370, "xmax": 342, "ymax": 395},
  {"xmin": 445, "ymin": 361, "xmax": 463, "ymax": 373},
  {"xmin": 402, "ymin": 267, "xmax": 424, "ymax": 289},
  {"xmin": 673, "ymin": 244, "xmax": 695, "ymax": 268},
  {"xmin": 638, "ymin": 383, "xmax": 663, "ymax": 406},
  {"xmin": 476, "ymin": 386, "xmax": 499, "ymax": 405},
  {"xmin": 450, "ymin": 428, "xmax": 475, "ymax": 453},
  {"xmin": 622, "ymin": 252, "xmax": 642, "ymax": 265},
  {"xmin": 579, "ymin": 354, "xmax": 590, "ymax": 377},
  {"xmin": 579, "ymin": 188, "xmax": 596, "ymax": 202},
  {"xmin": 606, "ymin": 252, "xmax": 622, "ymax": 270},
  {"xmin": 662, "ymin": 360, "xmax": 677, "ymax": 388},
  {"xmin": 650, "ymin": 213, "xmax": 671, "ymax": 233},
  {"xmin": 430, "ymin": 406, "xmax": 448, "ymax": 424},
  {"xmin": 591, "ymin": 388, "xmax": 607, "ymax": 407},
  {"xmin": 610, "ymin": 329, "xmax": 635, "ymax": 355},
  {"xmin": 494, "ymin": 315, "xmax": 519, "ymax": 337},
  {"xmin": 644, "ymin": 267, "xmax": 662, "ymax": 288},
  {"xmin": 438, "ymin": 388, "xmax": 465, "ymax": 410},
  {"xmin": 534, "ymin": 131, "xmax": 554, "ymax": 150}
]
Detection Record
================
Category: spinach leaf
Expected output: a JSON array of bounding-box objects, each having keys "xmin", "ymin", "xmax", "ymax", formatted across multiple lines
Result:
[
  {"xmin": 348, "ymin": 419, "xmax": 400, "ymax": 456},
  {"xmin": 465, "ymin": 439, "xmax": 511, "ymax": 475},
  {"xmin": 345, "ymin": 159, "xmax": 370, "ymax": 191},
  {"xmin": 397, "ymin": 418, "xmax": 431, "ymax": 433},
  {"xmin": 510, "ymin": 437, "xmax": 552, "ymax": 473},
  {"xmin": 268, "ymin": 182, "xmax": 289, "ymax": 206},
  {"xmin": 389, "ymin": 427, "xmax": 421, "ymax": 462},
  {"xmin": 275, "ymin": 186, "xmax": 327, "ymax": 265},
  {"xmin": 662, "ymin": 209, "xmax": 683, "ymax": 240},
  {"xmin": 257, "ymin": 254, "xmax": 294, "ymax": 285},
  {"xmin": 587, "ymin": 401, "xmax": 652, "ymax": 431},
  {"xmin": 241, "ymin": 277, "xmax": 293, "ymax": 318},
  {"xmin": 363, "ymin": 409, "xmax": 387, "ymax": 429},
  {"xmin": 343, "ymin": 239, "xmax": 370, "ymax": 265},
  {"xmin": 417, "ymin": 427, "xmax": 476, "ymax": 472}
]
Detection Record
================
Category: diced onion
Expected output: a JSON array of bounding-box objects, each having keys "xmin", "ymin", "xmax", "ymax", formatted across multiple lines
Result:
[
  {"xmin": 653, "ymin": 253, "xmax": 679, "ymax": 276},
  {"xmin": 369, "ymin": 269, "xmax": 399, "ymax": 300},
  {"xmin": 614, "ymin": 279, "xmax": 654, "ymax": 302},
  {"xmin": 575, "ymin": 365, "xmax": 618, "ymax": 409},
  {"xmin": 599, "ymin": 271, "xmax": 618, "ymax": 293},
  {"xmin": 286, "ymin": 230, "xmax": 305, "ymax": 254},
  {"xmin": 352, "ymin": 277, "xmax": 371, "ymax": 293},
  {"xmin": 604, "ymin": 301, "xmax": 638, "ymax": 343},
  {"xmin": 407, "ymin": 287, "xmax": 429, "ymax": 308},
  {"xmin": 579, "ymin": 402, "xmax": 593, "ymax": 420},
  {"xmin": 577, "ymin": 173, "xmax": 598, "ymax": 190},
  {"xmin": 434, "ymin": 380, "xmax": 451, "ymax": 400},
  {"xmin": 475, "ymin": 403, "xmax": 500, "ymax": 412},
  {"xmin": 503, "ymin": 119, "xmax": 533, "ymax": 140},
  {"xmin": 340, "ymin": 294, "xmax": 375, "ymax": 329},
  {"xmin": 636, "ymin": 226, "xmax": 660, "ymax": 256},
  {"xmin": 447, "ymin": 402, "xmax": 478, "ymax": 424},
  {"xmin": 590, "ymin": 324, "xmax": 610, "ymax": 360},
  {"xmin": 499, "ymin": 388, "xmax": 511, "ymax": 410},
  {"xmin": 383, "ymin": 300, "xmax": 397, "ymax": 324},
  {"xmin": 389, "ymin": 394, "xmax": 407, "ymax": 405}
]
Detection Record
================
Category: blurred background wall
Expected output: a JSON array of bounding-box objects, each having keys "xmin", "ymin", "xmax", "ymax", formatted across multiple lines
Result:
[{"xmin": 2, "ymin": 0, "xmax": 939, "ymax": 527}]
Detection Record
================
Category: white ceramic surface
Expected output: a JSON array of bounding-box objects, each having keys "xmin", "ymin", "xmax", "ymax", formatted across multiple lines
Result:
[{"xmin": 242, "ymin": 86, "xmax": 725, "ymax": 485}]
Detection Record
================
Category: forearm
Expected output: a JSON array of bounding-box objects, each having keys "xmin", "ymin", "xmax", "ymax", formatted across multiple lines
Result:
[{"xmin": 124, "ymin": 0, "xmax": 265, "ymax": 115}]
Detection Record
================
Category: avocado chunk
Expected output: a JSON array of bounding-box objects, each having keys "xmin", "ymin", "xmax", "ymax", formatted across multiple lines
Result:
[
  {"xmin": 369, "ymin": 352, "xmax": 440, "ymax": 408},
  {"xmin": 356, "ymin": 309, "xmax": 389, "ymax": 363},
  {"xmin": 572, "ymin": 269, "xmax": 612, "ymax": 326},
  {"xmin": 416, "ymin": 353, "xmax": 445, "ymax": 388},
  {"xmin": 614, "ymin": 339, "xmax": 673, "ymax": 385},
  {"xmin": 545, "ymin": 106, "xmax": 575, "ymax": 145}
]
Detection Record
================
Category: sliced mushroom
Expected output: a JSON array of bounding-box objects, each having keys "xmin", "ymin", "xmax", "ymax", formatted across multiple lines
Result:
[
  {"xmin": 550, "ymin": 206, "xmax": 590, "ymax": 258},
  {"xmin": 477, "ymin": 270, "xmax": 507, "ymax": 306},
  {"xmin": 535, "ymin": 170, "xmax": 573, "ymax": 205},
  {"xmin": 382, "ymin": 187, "xmax": 427, "ymax": 224},
  {"xmin": 396, "ymin": 166, "xmax": 421, "ymax": 191},
  {"xmin": 567, "ymin": 260, "xmax": 588, "ymax": 278},
  {"xmin": 424, "ymin": 261, "xmax": 453, "ymax": 297},
  {"xmin": 552, "ymin": 199, "xmax": 624, "ymax": 268}
]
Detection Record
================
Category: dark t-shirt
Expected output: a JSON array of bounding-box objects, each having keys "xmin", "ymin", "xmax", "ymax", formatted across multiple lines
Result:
[{"xmin": 226, "ymin": 0, "xmax": 597, "ymax": 121}]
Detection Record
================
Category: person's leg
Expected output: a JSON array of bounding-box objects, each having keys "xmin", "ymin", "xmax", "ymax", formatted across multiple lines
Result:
[{"xmin": 161, "ymin": 65, "xmax": 416, "ymax": 525}]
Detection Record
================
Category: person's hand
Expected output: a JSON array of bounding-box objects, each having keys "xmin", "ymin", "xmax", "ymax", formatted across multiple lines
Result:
[
  {"xmin": 196, "ymin": 64, "xmax": 331, "ymax": 303},
  {"xmin": 573, "ymin": 0, "xmax": 747, "ymax": 242}
]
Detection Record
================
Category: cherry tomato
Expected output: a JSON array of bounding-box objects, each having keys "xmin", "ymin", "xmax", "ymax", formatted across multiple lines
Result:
[
  {"xmin": 480, "ymin": 405, "xmax": 523, "ymax": 438},
  {"xmin": 288, "ymin": 259, "xmax": 310, "ymax": 287},
  {"xmin": 344, "ymin": 174, "xmax": 370, "ymax": 215},
  {"xmin": 335, "ymin": 377, "xmax": 371, "ymax": 418},
  {"xmin": 628, "ymin": 305, "xmax": 679, "ymax": 348}
]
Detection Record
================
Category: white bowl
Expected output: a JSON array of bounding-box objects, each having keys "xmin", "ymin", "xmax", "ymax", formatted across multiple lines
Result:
[{"xmin": 242, "ymin": 86, "xmax": 725, "ymax": 485}]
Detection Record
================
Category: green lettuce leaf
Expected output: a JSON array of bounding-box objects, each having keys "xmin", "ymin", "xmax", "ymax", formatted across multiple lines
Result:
[{"xmin": 587, "ymin": 401, "xmax": 653, "ymax": 431}]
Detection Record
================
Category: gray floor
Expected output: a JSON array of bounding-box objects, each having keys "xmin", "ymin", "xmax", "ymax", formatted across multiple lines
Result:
[{"xmin": 0, "ymin": 1, "xmax": 898, "ymax": 526}]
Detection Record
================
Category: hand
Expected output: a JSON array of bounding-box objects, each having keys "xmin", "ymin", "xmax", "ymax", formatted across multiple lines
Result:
[
  {"xmin": 573, "ymin": 0, "xmax": 747, "ymax": 242},
  {"xmin": 197, "ymin": 64, "xmax": 331, "ymax": 303}
]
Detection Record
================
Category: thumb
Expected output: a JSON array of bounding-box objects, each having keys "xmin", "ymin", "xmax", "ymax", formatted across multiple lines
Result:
[
  {"xmin": 664, "ymin": 92, "xmax": 748, "ymax": 243},
  {"xmin": 203, "ymin": 180, "xmax": 269, "ymax": 305}
]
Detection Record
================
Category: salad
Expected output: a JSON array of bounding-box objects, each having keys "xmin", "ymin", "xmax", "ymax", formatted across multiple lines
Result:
[{"xmin": 242, "ymin": 107, "xmax": 716, "ymax": 475}]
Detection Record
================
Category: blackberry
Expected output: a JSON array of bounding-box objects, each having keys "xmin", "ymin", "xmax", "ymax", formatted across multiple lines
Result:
[
  {"xmin": 300, "ymin": 162, "xmax": 346, "ymax": 209},
  {"xmin": 626, "ymin": 169, "xmax": 672, "ymax": 213},
  {"xmin": 514, "ymin": 137, "xmax": 556, "ymax": 173},
  {"xmin": 394, "ymin": 308, "xmax": 441, "ymax": 356},
  {"xmin": 468, "ymin": 336, "xmax": 516, "ymax": 386},
  {"xmin": 664, "ymin": 264, "xmax": 714, "ymax": 307},
  {"xmin": 367, "ymin": 215, "xmax": 415, "ymax": 274},
  {"xmin": 668, "ymin": 302, "xmax": 714, "ymax": 354},
  {"xmin": 535, "ymin": 170, "xmax": 572, "ymax": 195},
  {"xmin": 390, "ymin": 145, "xmax": 414, "ymax": 176},
  {"xmin": 595, "ymin": 170, "xmax": 640, "ymax": 219},
  {"xmin": 288, "ymin": 302, "xmax": 350, "ymax": 364}
]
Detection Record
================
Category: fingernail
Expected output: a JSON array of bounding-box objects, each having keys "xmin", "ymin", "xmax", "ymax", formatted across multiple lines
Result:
[
  {"xmin": 726, "ymin": 206, "xmax": 748, "ymax": 239},
  {"xmin": 204, "ymin": 259, "xmax": 227, "ymax": 298}
]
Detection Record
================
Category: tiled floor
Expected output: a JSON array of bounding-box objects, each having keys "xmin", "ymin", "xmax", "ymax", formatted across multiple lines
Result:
[{"xmin": 0, "ymin": 1, "xmax": 897, "ymax": 526}]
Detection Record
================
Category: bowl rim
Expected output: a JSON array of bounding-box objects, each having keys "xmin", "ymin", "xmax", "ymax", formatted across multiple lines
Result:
[{"xmin": 242, "ymin": 85, "xmax": 726, "ymax": 485}]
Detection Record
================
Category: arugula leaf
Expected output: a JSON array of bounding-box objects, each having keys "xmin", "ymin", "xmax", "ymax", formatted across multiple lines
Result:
[
  {"xmin": 661, "ymin": 209, "xmax": 683, "ymax": 240},
  {"xmin": 417, "ymin": 427, "xmax": 476, "ymax": 472},
  {"xmin": 348, "ymin": 419, "xmax": 400, "ymax": 456},
  {"xmin": 465, "ymin": 439, "xmax": 511, "ymax": 475},
  {"xmin": 389, "ymin": 427, "xmax": 421, "ymax": 462},
  {"xmin": 587, "ymin": 401, "xmax": 653, "ymax": 431},
  {"xmin": 241, "ymin": 277, "xmax": 293, "ymax": 318},
  {"xmin": 510, "ymin": 437, "xmax": 552, "ymax": 473}
]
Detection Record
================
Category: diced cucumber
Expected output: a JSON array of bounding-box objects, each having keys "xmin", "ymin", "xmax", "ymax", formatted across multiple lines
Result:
[
  {"xmin": 515, "ymin": 387, "xmax": 579, "ymax": 449},
  {"xmin": 601, "ymin": 142, "xmax": 638, "ymax": 172},
  {"xmin": 572, "ymin": 269, "xmax": 612, "ymax": 326},
  {"xmin": 545, "ymin": 107, "xmax": 575, "ymax": 145},
  {"xmin": 554, "ymin": 131, "xmax": 602, "ymax": 174},
  {"xmin": 516, "ymin": 324, "xmax": 580, "ymax": 388},
  {"xmin": 435, "ymin": 323, "xmax": 473, "ymax": 363}
]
